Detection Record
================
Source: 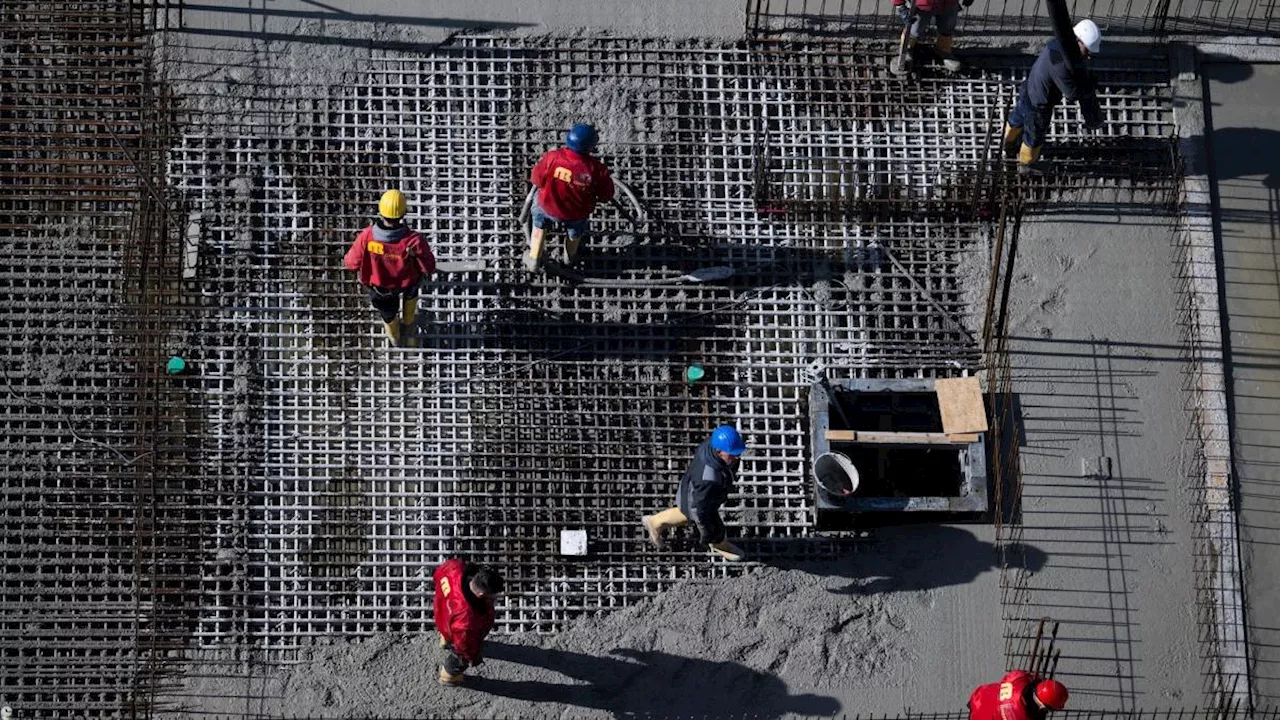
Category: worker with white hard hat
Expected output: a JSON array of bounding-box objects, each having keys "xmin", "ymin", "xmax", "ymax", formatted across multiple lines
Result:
[{"xmin": 1003, "ymin": 19, "xmax": 1104, "ymax": 174}]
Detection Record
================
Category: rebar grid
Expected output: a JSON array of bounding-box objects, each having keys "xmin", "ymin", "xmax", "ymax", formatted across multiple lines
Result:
[
  {"xmin": 744, "ymin": 0, "xmax": 1279, "ymax": 37},
  {"xmin": 1, "ymin": 21, "xmax": 1187, "ymax": 718},
  {"xmin": 1, "ymin": 0, "xmax": 188, "ymax": 717}
]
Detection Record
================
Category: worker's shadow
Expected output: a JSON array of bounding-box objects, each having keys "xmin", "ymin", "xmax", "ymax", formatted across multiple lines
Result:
[
  {"xmin": 765, "ymin": 525, "xmax": 1046, "ymax": 596},
  {"xmin": 474, "ymin": 643, "xmax": 839, "ymax": 719}
]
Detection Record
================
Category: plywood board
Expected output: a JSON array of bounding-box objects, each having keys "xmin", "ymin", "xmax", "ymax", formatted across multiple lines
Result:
[{"xmin": 935, "ymin": 377, "xmax": 988, "ymax": 435}]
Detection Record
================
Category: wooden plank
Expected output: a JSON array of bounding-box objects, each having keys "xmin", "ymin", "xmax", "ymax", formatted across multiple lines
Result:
[
  {"xmin": 946, "ymin": 432, "xmax": 981, "ymax": 443},
  {"xmin": 935, "ymin": 377, "xmax": 988, "ymax": 435},
  {"xmin": 825, "ymin": 430, "xmax": 967, "ymax": 445}
]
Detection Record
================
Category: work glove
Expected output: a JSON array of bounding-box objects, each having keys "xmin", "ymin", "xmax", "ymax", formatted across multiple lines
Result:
[{"xmin": 895, "ymin": 3, "xmax": 914, "ymax": 25}]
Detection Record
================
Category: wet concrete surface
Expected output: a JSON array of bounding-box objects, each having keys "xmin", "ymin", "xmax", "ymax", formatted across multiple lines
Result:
[
  {"xmin": 1005, "ymin": 211, "xmax": 1202, "ymax": 708},
  {"xmin": 1205, "ymin": 61, "xmax": 1280, "ymax": 705}
]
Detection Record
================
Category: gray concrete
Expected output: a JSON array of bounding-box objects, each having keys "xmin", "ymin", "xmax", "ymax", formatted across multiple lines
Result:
[
  {"xmin": 1205, "ymin": 61, "xmax": 1280, "ymax": 706},
  {"xmin": 1005, "ymin": 212, "xmax": 1203, "ymax": 708}
]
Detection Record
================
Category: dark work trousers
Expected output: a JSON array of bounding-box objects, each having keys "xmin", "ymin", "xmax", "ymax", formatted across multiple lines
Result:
[
  {"xmin": 368, "ymin": 285, "xmax": 418, "ymax": 323},
  {"xmin": 1007, "ymin": 92, "xmax": 1053, "ymax": 149},
  {"xmin": 441, "ymin": 642, "xmax": 468, "ymax": 674}
]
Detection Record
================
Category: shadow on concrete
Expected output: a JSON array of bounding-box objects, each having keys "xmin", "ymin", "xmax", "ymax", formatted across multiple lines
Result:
[
  {"xmin": 763, "ymin": 525, "xmax": 1046, "ymax": 595},
  {"xmin": 476, "ymin": 644, "xmax": 840, "ymax": 719},
  {"xmin": 169, "ymin": 3, "xmax": 533, "ymax": 53}
]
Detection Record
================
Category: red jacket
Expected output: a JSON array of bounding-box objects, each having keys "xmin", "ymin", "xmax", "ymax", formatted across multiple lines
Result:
[
  {"xmin": 343, "ymin": 223, "xmax": 436, "ymax": 290},
  {"xmin": 433, "ymin": 559, "xmax": 495, "ymax": 664},
  {"xmin": 969, "ymin": 670, "xmax": 1044, "ymax": 720},
  {"xmin": 893, "ymin": 0, "xmax": 960, "ymax": 12},
  {"xmin": 530, "ymin": 147, "xmax": 615, "ymax": 222}
]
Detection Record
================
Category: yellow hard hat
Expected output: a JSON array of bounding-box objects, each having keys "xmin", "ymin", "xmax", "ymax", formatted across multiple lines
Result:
[{"xmin": 378, "ymin": 189, "xmax": 407, "ymax": 219}]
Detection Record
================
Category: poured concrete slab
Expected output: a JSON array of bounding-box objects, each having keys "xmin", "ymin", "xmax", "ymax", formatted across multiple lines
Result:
[
  {"xmin": 1205, "ymin": 61, "xmax": 1280, "ymax": 705},
  {"xmin": 1004, "ymin": 211, "xmax": 1203, "ymax": 708}
]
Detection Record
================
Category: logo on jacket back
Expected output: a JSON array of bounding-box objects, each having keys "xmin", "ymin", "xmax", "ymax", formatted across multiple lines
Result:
[
  {"xmin": 439, "ymin": 577, "xmax": 452, "ymax": 596},
  {"xmin": 553, "ymin": 166, "xmax": 591, "ymax": 187},
  {"xmin": 367, "ymin": 240, "xmax": 405, "ymax": 260}
]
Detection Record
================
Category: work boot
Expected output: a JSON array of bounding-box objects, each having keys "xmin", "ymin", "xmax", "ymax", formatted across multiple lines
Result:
[
  {"xmin": 1017, "ymin": 142, "xmax": 1045, "ymax": 175},
  {"xmin": 383, "ymin": 319, "xmax": 401, "ymax": 346},
  {"xmin": 525, "ymin": 227, "xmax": 546, "ymax": 272},
  {"xmin": 563, "ymin": 236, "xmax": 583, "ymax": 266},
  {"xmin": 709, "ymin": 540, "xmax": 746, "ymax": 562},
  {"xmin": 400, "ymin": 297, "xmax": 418, "ymax": 348},
  {"xmin": 1002, "ymin": 123, "xmax": 1023, "ymax": 159},
  {"xmin": 438, "ymin": 666, "xmax": 464, "ymax": 686},
  {"xmin": 936, "ymin": 35, "xmax": 962, "ymax": 71},
  {"xmin": 641, "ymin": 515, "xmax": 665, "ymax": 550}
]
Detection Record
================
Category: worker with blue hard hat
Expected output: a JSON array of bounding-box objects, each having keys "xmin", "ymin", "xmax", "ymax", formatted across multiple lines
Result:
[
  {"xmin": 642, "ymin": 425, "xmax": 748, "ymax": 562},
  {"xmin": 524, "ymin": 123, "xmax": 615, "ymax": 271}
]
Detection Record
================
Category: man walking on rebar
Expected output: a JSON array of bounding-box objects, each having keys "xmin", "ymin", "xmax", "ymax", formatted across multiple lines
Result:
[
  {"xmin": 890, "ymin": 0, "xmax": 972, "ymax": 75},
  {"xmin": 433, "ymin": 557, "xmax": 504, "ymax": 686},
  {"xmin": 343, "ymin": 189, "xmax": 436, "ymax": 347},
  {"xmin": 524, "ymin": 123, "xmax": 615, "ymax": 271},
  {"xmin": 1002, "ymin": 20, "xmax": 1104, "ymax": 174},
  {"xmin": 968, "ymin": 670, "xmax": 1069, "ymax": 720},
  {"xmin": 641, "ymin": 425, "xmax": 748, "ymax": 562}
]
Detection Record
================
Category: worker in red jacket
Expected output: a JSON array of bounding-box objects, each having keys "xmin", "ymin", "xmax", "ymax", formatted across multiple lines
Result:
[
  {"xmin": 433, "ymin": 558, "xmax": 504, "ymax": 686},
  {"xmin": 890, "ymin": 0, "xmax": 972, "ymax": 75},
  {"xmin": 968, "ymin": 670, "xmax": 1069, "ymax": 720},
  {"xmin": 343, "ymin": 189, "xmax": 436, "ymax": 347},
  {"xmin": 523, "ymin": 123, "xmax": 615, "ymax": 271}
]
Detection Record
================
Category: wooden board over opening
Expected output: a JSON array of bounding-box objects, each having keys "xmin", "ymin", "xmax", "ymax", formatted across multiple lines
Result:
[{"xmin": 935, "ymin": 377, "xmax": 988, "ymax": 436}]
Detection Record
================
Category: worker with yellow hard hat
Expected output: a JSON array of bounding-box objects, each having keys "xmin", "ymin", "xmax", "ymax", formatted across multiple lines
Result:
[{"xmin": 343, "ymin": 189, "xmax": 436, "ymax": 346}]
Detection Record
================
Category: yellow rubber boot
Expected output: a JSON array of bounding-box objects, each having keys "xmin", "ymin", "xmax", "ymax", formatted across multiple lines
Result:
[
  {"xmin": 642, "ymin": 507, "xmax": 688, "ymax": 549},
  {"xmin": 438, "ymin": 666, "xmax": 464, "ymax": 685},
  {"xmin": 563, "ymin": 235, "xmax": 583, "ymax": 265},
  {"xmin": 710, "ymin": 540, "xmax": 746, "ymax": 562},
  {"xmin": 524, "ymin": 227, "xmax": 545, "ymax": 272},
  {"xmin": 1003, "ymin": 123, "xmax": 1023, "ymax": 158},
  {"xmin": 401, "ymin": 296, "xmax": 418, "ymax": 348},
  {"xmin": 1018, "ymin": 143, "xmax": 1043, "ymax": 174},
  {"xmin": 383, "ymin": 319, "xmax": 401, "ymax": 346}
]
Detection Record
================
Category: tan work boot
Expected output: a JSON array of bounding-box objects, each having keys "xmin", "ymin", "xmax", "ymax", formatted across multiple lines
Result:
[
  {"xmin": 1017, "ymin": 142, "xmax": 1045, "ymax": 175},
  {"xmin": 525, "ymin": 227, "xmax": 545, "ymax": 272},
  {"xmin": 400, "ymin": 296, "xmax": 418, "ymax": 348},
  {"xmin": 383, "ymin": 319, "xmax": 401, "ymax": 346},
  {"xmin": 1002, "ymin": 123, "xmax": 1023, "ymax": 159},
  {"xmin": 936, "ymin": 34, "xmax": 961, "ymax": 71},
  {"xmin": 563, "ymin": 235, "xmax": 583, "ymax": 265},
  {"xmin": 641, "ymin": 515, "xmax": 664, "ymax": 550},
  {"xmin": 709, "ymin": 540, "xmax": 745, "ymax": 562},
  {"xmin": 438, "ymin": 665, "xmax": 464, "ymax": 685}
]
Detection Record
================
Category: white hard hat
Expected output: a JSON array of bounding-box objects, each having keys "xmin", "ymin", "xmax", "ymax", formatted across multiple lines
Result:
[{"xmin": 1074, "ymin": 19, "xmax": 1102, "ymax": 54}]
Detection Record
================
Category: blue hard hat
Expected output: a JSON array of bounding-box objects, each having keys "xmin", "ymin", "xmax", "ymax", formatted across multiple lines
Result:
[
  {"xmin": 565, "ymin": 123, "xmax": 599, "ymax": 154},
  {"xmin": 709, "ymin": 425, "xmax": 747, "ymax": 456}
]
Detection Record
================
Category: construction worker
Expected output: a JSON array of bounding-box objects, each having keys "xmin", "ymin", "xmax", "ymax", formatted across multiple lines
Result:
[
  {"xmin": 641, "ymin": 425, "xmax": 748, "ymax": 562},
  {"xmin": 433, "ymin": 557, "xmax": 504, "ymax": 686},
  {"xmin": 343, "ymin": 189, "xmax": 436, "ymax": 346},
  {"xmin": 524, "ymin": 123, "xmax": 615, "ymax": 271},
  {"xmin": 1003, "ymin": 20, "xmax": 1104, "ymax": 174},
  {"xmin": 968, "ymin": 670, "xmax": 1069, "ymax": 720},
  {"xmin": 890, "ymin": 0, "xmax": 973, "ymax": 75}
]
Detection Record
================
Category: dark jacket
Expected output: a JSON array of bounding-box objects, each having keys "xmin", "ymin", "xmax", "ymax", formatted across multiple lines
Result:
[
  {"xmin": 1020, "ymin": 38, "xmax": 1092, "ymax": 111},
  {"xmin": 676, "ymin": 441, "xmax": 735, "ymax": 544}
]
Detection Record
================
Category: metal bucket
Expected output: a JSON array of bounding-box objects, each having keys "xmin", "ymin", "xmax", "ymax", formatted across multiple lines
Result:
[{"xmin": 814, "ymin": 451, "xmax": 860, "ymax": 503}]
